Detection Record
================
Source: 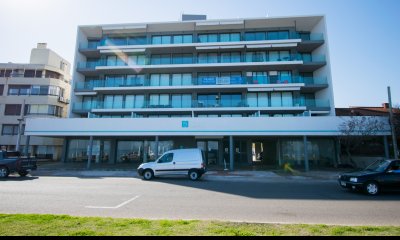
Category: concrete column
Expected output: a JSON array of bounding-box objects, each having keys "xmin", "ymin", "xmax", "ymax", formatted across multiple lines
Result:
[
  {"xmin": 143, "ymin": 140, "xmax": 148, "ymax": 163},
  {"xmin": 229, "ymin": 136, "xmax": 234, "ymax": 171},
  {"xmin": 110, "ymin": 139, "xmax": 117, "ymax": 164},
  {"xmin": 246, "ymin": 140, "xmax": 252, "ymax": 165},
  {"xmin": 61, "ymin": 138, "xmax": 68, "ymax": 163},
  {"xmin": 87, "ymin": 136, "xmax": 93, "ymax": 169},
  {"xmin": 218, "ymin": 140, "xmax": 224, "ymax": 166},
  {"xmin": 384, "ymin": 136, "xmax": 390, "ymax": 159},
  {"xmin": 304, "ymin": 136, "xmax": 309, "ymax": 172},
  {"xmin": 335, "ymin": 138, "xmax": 341, "ymax": 167},
  {"xmin": 155, "ymin": 136, "xmax": 159, "ymax": 159},
  {"xmin": 277, "ymin": 138, "xmax": 282, "ymax": 167},
  {"xmin": 24, "ymin": 136, "xmax": 30, "ymax": 157}
]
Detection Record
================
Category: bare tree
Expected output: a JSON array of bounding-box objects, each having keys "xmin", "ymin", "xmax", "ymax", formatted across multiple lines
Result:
[{"xmin": 339, "ymin": 116, "xmax": 386, "ymax": 168}]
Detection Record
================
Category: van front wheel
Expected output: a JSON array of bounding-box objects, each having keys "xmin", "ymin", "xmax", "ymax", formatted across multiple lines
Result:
[
  {"xmin": 189, "ymin": 170, "xmax": 199, "ymax": 181},
  {"xmin": 143, "ymin": 170, "xmax": 154, "ymax": 181}
]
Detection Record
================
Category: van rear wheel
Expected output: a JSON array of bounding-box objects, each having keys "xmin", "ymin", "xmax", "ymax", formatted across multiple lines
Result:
[{"xmin": 189, "ymin": 170, "xmax": 199, "ymax": 181}]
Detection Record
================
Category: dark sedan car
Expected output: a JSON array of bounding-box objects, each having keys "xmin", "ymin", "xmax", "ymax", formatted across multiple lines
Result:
[{"xmin": 338, "ymin": 159, "xmax": 400, "ymax": 195}]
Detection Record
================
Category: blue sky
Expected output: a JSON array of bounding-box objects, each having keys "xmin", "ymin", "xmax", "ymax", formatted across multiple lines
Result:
[{"xmin": 1, "ymin": 0, "xmax": 399, "ymax": 107}]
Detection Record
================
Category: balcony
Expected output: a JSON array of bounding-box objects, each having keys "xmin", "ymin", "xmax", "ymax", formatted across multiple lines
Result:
[
  {"xmin": 77, "ymin": 54, "xmax": 326, "ymax": 75},
  {"xmin": 71, "ymin": 99, "xmax": 330, "ymax": 114},
  {"xmin": 74, "ymin": 76, "xmax": 328, "ymax": 92}
]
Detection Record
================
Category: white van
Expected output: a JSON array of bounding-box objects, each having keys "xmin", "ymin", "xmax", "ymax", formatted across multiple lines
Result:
[{"xmin": 137, "ymin": 149, "xmax": 207, "ymax": 181}]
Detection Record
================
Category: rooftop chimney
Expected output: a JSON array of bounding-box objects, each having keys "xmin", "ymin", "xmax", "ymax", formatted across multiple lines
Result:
[
  {"xmin": 37, "ymin": 43, "xmax": 47, "ymax": 49},
  {"xmin": 382, "ymin": 103, "xmax": 389, "ymax": 109}
]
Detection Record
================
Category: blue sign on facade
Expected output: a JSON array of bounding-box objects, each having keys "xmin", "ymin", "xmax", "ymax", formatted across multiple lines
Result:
[{"xmin": 182, "ymin": 121, "xmax": 189, "ymax": 128}]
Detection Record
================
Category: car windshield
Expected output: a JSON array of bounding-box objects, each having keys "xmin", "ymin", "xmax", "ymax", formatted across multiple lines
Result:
[{"xmin": 365, "ymin": 160, "xmax": 391, "ymax": 172}]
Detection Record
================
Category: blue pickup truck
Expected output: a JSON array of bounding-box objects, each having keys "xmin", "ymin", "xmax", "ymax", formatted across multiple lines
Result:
[{"xmin": 0, "ymin": 151, "xmax": 37, "ymax": 178}]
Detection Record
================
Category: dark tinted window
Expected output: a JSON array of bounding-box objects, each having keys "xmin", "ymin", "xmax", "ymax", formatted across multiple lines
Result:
[
  {"xmin": 0, "ymin": 85, "xmax": 3, "ymax": 95},
  {"xmin": 4, "ymin": 104, "xmax": 22, "ymax": 116},
  {"xmin": 158, "ymin": 153, "xmax": 174, "ymax": 163}
]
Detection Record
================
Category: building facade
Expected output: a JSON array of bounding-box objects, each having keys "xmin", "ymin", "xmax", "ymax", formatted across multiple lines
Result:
[
  {"xmin": 25, "ymin": 15, "xmax": 391, "ymax": 170},
  {"xmin": 0, "ymin": 43, "xmax": 71, "ymax": 160}
]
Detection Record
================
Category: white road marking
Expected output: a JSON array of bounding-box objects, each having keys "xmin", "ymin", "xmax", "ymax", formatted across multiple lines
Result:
[{"xmin": 85, "ymin": 195, "xmax": 141, "ymax": 209}]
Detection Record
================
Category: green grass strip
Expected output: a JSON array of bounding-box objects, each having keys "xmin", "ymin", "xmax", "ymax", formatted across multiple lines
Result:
[{"xmin": 0, "ymin": 214, "xmax": 399, "ymax": 236}]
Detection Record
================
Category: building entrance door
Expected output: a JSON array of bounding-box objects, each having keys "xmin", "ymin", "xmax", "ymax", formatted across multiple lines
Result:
[{"xmin": 197, "ymin": 141, "xmax": 219, "ymax": 166}]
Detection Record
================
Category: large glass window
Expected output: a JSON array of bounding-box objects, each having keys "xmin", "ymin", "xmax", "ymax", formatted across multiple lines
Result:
[
  {"xmin": 172, "ymin": 94, "xmax": 192, "ymax": 108},
  {"xmin": 198, "ymin": 94, "xmax": 218, "ymax": 108},
  {"xmin": 198, "ymin": 73, "xmax": 218, "ymax": 85},
  {"xmin": 269, "ymin": 51, "xmax": 290, "ymax": 62},
  {"xmin": 248, "ymin": 93, "xmax": 269, "ymax": 107},
  {"xmin": 267, "ymin": 31, "xmax": 289, "ymax": 40},
  {"xmin": 246, "ymin": 52, "xmax": 267, "ymax": 62},
  {"xmin": 173, "ymin": 35, "xmax": 193, "ymax": 44},
  {"xmin": 126, "ymin": 75, "xmax": 145, "ymax": 86},
  {"xmin": 128, "ymin": 36, "xmax": 147, "ymax": 45},
  {"xmin": 151, "ymin": 54, "xmax": 171, "ymax": 65},
  {"xmin": 198, "ymin": 34, "xmax": 218, "ymax": 43},
  {"xmin": 7, "ymin": 85, "xmax": 30, "ymax": 96},
  {"xmin": 150, "ymin": 94, "xmax": 170, "ymax": 107},
  {"xmin": 198, "ymin": 53, "xmax": 218, "ymax": 64},
  {"xmin": 220, "ymin": 94, "xmax": 242, "ymax": 107},
  {"xmin": 248, "ymin": 72, "xmax": 268, "ymax": 84},
  {"xmin": 245, "ymin": 32, "xmax": 266, "ymax": 41},
  {"xmin": 117, "ymin": 141, "xmax": 143, "ymax": 163},
  {"xmin": 150, "ymin": 74, "xmax": 170, "ymax": 86},
  {"xmin": 105, "ymin": 75, "xmax": 124, "ymax": 87},
  {"xmin": 172, "ymin": 54, "xmax": 193, "ymax": 64},
  {"xmin": 220, "ymin": 33, "xmax": 241, "ymax": 42},
  {"xmin": 220, "ymin": 52, "xmax": 241, "ymax": 63},
  {"xmin": 0, "ymin": 85, "xmax": 4, "ymax": 95},
  {"xmin": 172, "ymin": 74, "xmax": 192, "ymax": 86},
  {"xmin": 128, "ymin": 55, "xmax": 146, "ymax": 65}
]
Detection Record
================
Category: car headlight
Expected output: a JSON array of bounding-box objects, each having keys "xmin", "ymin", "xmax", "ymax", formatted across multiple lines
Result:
[{"xmin": 350, "ymin": 177, "xmax": 358, "ymax": 183}]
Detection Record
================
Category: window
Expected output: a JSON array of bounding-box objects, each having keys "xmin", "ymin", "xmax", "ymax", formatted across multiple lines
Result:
[
  {"xmin": 248, "ymin": 72, "xmax": 267, "ymax": 84},
  {"xmin": 220, "ymin": 33, "xmax": 241, "ymax": 42},
  {"xmin": 7, "ymin": 85, "xmax": 30, "ymax": 96},
  {"xmin": 152, "ymin": 35, "xmax": 172, "ymax": 45},
  {"xmin": 299, "ymin": 53, "xmax": 312, "ymax": 62},
  {"xmin": 269, "ymin": 51, "xmax": 290, "ymax": 61},
  {"xmin": 124, "ymin": 95, "xmax": 145, "ymax": 109},
  {"xmin": 24, "ymin": 70, "xmax": 36, "ymax": 78},
  {"xmin": 103, "ymin": 95, "xmax": 123, "ymax": 109},
  {"xmin": 220, "ymin": 52, "xmax": 241, "ymax": 63},
  {"xmin": 198, "ymin": 73, "xmax": 218, "ymax": 85},
  {"xmin": 105, "ymin": 75, "xmax": 125, "ymax": 87},
  {"xmin": 45, "ymin": 70, "xmax": 62, "ymax": 79},
  {"xmin": 25, "ymin": 105, "xmax": 63, "ymax": 117},
  {"xmin": 128, "ymin": 36, "xmax": 147, "ymax": 45},
  {"xmin": 172, "ymin": 54, "xmax": 193, "ymax": 64},
  {"xmin": 172, "ymin": 94, "xmax": 192, "ymax": 108},
  {"xmin": 158, "ymin": 153, "xmax": 174, "ymax": 163},
  {"xmin": 267, "ymin": 31, "xmax": 289, "ymax": 40},
  {"xmin": 198, "ymin": 34, "xmax": 218, "ymax": 43},
  {"xmin": 248, "ymin": 93, "xmax": 269, "ymax": 107},
  {"xmin": 198, "ymin": 53, "xmax": 218, "ymax": 63},
  {"xmin": 150, "ymin": 74, "xmax": 170, "ymax": 86},
  {"xmin": 126, "ymin": 75, "xmax": 145, "ymax": 86},
  {"xmin": 4, "ymin": 104, "xmax": 21, "ymax": 116},
  {"xmin": 2, "ymin": 125, "xmax": 20, "ymax": 136},
  {"xmin": 245, "ymin": 32, "xmax": 266, "ymax": 41},
  {"xmin": 220, "ymin": 94, "xmax": 242, "ymax": 107},
  {"xmin": 0, "ymin": 85, "xmax": 3, "ymax": 95},
  {"xmin": 149, "ymin": 94, "xmax": 170, "ymax": 107},
  {"xmin": 246, "ymin": 52, "xmax": 267, "ymax": 62},
  {"xmin": 128, "ymin": 55, "xmax": 146, "ymax": 65},
  {"xmin": 172, "ymin": 74, "xmax": 192, "ymax": 86},
  {"xmin": 270, "ymin": 92, "xmax": 293, "ymax": 107},
  {"xmin": 173, "ymin": 35, "xmax": 193, "ymax": 44},
  {"xmin": 151, "ymin": 54, "xmax": 171, "ymax": 65},
  {"xmin": 104, "ymin": 37, "xmax": 127, "ymax": 46},
  {"xmin": 198, "ymin": 94, "xmax": 218, "ymax": 107}
]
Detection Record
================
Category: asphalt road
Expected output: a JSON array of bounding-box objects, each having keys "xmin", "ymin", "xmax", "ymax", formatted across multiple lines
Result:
[{"xmin": 0, "ymin": 174, "xmax": 399, "ymax": 226}]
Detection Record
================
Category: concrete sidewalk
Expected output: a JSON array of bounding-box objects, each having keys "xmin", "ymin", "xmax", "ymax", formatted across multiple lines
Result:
[{"xmin": 31, "ymin": 162, "xmax": 342, "ymax": 181}]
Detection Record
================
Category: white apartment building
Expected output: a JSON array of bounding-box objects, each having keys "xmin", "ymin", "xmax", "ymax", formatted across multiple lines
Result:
[
  {"xmin": 0, "ymin": 43, "xmax": 71, "ymax": 160},
  {"xmin": 25, "ymin": 15, "xmax": 391, "ymax": 170}
]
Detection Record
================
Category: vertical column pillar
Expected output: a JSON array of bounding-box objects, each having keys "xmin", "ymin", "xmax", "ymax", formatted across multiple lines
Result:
[
  {"xmin": 277, "ymin": 138, "xmax": 282, "ymax": 167},
  {"xmin": 143, "ymin": 140, "xmax": 148, "ymax": 163},
  {"xmin": 24, "ymin": 136, "xmax": 30, "ymax": 157},
  {"xmin": 218, "ymin": 140, "xmax": 224, "ymax": 166},
  {"xmin": 87, "ymin": 136, "xmax": 93, "ymax": 169},
  {"xmin": 61, "ymin": 138, "xmax": 68, "ymax": 163},
  {"xmin": 110, "ymin": 139, "xmax": 117, "ymax": 164},
  {"xmin": 155, "ymin": 136, "xmax": 159, "ymax": 159},
  {"xmin": 384, "ymin": 136, "xmax": 390, "ymax": 159},
  {"xmin": 335, "ymin": 138, "xmax": 341, "ymax": 167},
  {"xmin": 229, "ymin": 136, "xmax": 234, "ymax": 171},
  {"xmin": 304, "ymin": 136, "xmax": 309, "ymax": 172}
]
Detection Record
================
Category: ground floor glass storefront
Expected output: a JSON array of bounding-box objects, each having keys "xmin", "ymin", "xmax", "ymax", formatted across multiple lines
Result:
[{"xmin": 64, "ymin": 136, "xmax": 340, "ymax": 170}]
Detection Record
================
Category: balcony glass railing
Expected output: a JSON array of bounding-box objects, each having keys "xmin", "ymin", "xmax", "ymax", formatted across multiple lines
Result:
[
  {"xmin": 74, "ymin": 76, "xmax": 328, "ymax": 91},
  {"xmin": 76, "ymin": 54, "xmax": 326, "ymax": 70},
  {"xmin": 93, "ymin": 32, "xmax": 324, "ymax": 48},
  {"xmin": 72, "ymin": 99, "xmax": 330, "ymax": 112}
]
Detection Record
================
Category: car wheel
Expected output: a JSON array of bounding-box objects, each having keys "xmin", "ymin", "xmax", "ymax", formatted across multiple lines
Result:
[
  {"xmin": 18, "ymin": 170, "xmax": 29, "ymax": 177},
  {"xmin": 143, "ymin": 170, "xmax": 154, "ymax": 181},
  {"xmin": 0, "ymin": 166, "xmax": 10, "ymax": 178},
  {"xmin": 189, "ymin": 170, "xmax": 199, "ymax": 181},
  {"xmin": 364, "ymin": 181, "xmax": 380, "ymax": 196}
]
